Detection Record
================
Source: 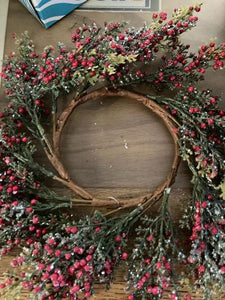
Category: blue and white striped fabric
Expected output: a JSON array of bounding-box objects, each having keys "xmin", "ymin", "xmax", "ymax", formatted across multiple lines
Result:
[{"xmin": 19, "ymin": 0, "xmax": 87, "ymax": 28}]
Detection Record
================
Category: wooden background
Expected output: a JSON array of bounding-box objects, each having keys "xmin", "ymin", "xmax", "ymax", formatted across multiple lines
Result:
[{"xmin": 0, "ymin": 1, "xmax": 224, "ymax": 299}]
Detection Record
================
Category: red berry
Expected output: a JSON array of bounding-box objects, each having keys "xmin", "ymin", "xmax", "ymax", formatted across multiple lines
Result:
[
  {"xmin": 156, "ymin": 262, "xmax": 162, "ymax": 269},
  {"xmin": 188, "ymin": 86, "xmax": 194, "ymax": 93},
  {"xmin": 85, "ymin": 292, "xmax": 91, "ymax": 298},
  {"xmin": 22, "ymin": 137, "xmax": 28, "ymax": 143},
  {"xmin": 31, "ymin": 199, "xmax": 37, "ymax": 205},
  {"xmin": 110, "ymin": 42, "xmax": 116, "ymax": 49},
  {"xmin": 19, "ymin": 107, "xmax": 25, "ymax": 114},
  {"xmin": 121, "ymin": 252, "xmax": 128, "ymax": 260},
  {"xmin": 207, "ymin": 118, "xmax": 214, "ymax": 125},
  {"xmin": 208, "ymin": 194, "xmax": 213, "ymax": 200},
  {"xmin": 198, "ymin": 265, "xmax": 205, "ymax": 274},
  {"xmin": 95, "ymin": 226, "xmax": 101, "ymax": 232},
  {"xmin": 32, "ymin": 216, "xmax": 39, "ymax": 224},
  {"xmin": 185, "ymin": 294, "xmax": 192, "ymax": 300},
  {"xmin": 86, "ymin": 254, "xmax": 92, "ymax": 261},
  {"xmin": 200, "ymin": 123, "xmax": 206, "ymax": 129},
  {"xmin": 71, "ymin": 284, "xmax": 80, "ymax": 293},
  {"xmin": 55, "ymin": 249, "xmax": 61, "ymax": 257},
  {"xmin": 201, "ymin": 45, "xmax": 207, "ymax": 52},
  {"xmin": 115, "ymin": 236, "xmax": 121, "ymax": 243},
  {"xmin": 147, "ymin": 235, "xmax": 153, "ymax": 242},
  {"xmin": 26, "ymin": 207, "xmax": 33, "ymax": 213},
  {"xmin": 119, "ymin": 34, "xmax": 125, "ymax": 40},
  {"xmin": 70, "ymin": 227, "xmax": 78, "ymax": 234}
]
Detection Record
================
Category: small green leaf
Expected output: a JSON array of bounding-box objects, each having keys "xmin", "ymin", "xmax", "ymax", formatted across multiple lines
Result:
[{"xmin": 218, "ymin": 177, "xmax": 225, "ymax": 200}]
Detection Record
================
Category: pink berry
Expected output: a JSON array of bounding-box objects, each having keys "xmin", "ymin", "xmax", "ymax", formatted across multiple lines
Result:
[
  {"xmin": 188, "ymin": 86, "xmax": 194, "ymax": 93},
  {"xmin": 147, "ymin": 235, "xmax": 153, "ymax": 242},
  {"xmin": 121, "ymin": 252, "xmax": 128, "ymax": 260}
]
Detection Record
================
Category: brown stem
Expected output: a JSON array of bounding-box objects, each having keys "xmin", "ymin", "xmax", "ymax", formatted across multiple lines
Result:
[
  {"xmin": 43, "ymin": 146, "xmax": 92, "ymax": 200},
  {"xmin": 51, "ymin": 88, "xmax": 180, "ymax": 209},
  {"xmin": 52, "ymin": 112, "xmax": 56, "ymax": 146},
  {"xmin": 34, "ymin": 107, "xmax": 92, "ymax": 200}
]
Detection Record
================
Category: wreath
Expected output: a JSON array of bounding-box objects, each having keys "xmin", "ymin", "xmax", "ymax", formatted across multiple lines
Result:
[{"xmin": 0, "ymin": 4, "xmax": 225, "ymax": 300}]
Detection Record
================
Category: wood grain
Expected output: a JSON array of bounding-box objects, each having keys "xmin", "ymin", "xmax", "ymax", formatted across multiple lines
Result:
[
  {"xmin": 0, "ymin": 1, "xmax": 224, "ymax": 299},
  {"xmin": 60, "ymin": 94, "xmax": 175, "ymax": 189},
  {"xmin": 0, "ymin": 0, "xmax": 9, "ymax": 85}
]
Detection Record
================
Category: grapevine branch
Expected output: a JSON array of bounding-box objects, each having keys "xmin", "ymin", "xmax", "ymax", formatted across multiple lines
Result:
[{"xmin": 49, "ymin": 88, "xmax": 180, "ymax": 208}]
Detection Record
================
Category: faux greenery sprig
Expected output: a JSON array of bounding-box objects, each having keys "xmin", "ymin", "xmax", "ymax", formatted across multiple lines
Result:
[{"xmin": 128, "ymin": 189, "xmax": 182, "ymax": 300}]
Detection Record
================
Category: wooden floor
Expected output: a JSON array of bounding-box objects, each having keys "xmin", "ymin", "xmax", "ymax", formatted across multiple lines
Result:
[
  {"xmin": 0, "ymin": 0, "xmax": 9, "ymax": 84},
  {"xmin": 0, "ymin": 1, "xmax": 225, "ymax": 299}
]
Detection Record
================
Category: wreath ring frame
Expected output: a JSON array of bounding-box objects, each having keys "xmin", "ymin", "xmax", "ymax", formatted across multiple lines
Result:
[{"xmin": 52, "ymin": 87, "xmax": 180, "ymax": 209}]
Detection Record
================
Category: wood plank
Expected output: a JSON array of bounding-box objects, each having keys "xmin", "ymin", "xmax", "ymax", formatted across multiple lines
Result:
[
  {"xmin": 0, "ymin": 0, "xmax": 9, "ymax": 85},
  {"xmin": 0, "ymin": 1, "xmax": 224, "ymax": 299}
]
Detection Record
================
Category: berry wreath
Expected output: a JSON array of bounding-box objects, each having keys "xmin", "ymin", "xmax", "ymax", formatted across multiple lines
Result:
[{"xmin": 0, "ymin": 4, "xmax": 225, "ymax": 300}]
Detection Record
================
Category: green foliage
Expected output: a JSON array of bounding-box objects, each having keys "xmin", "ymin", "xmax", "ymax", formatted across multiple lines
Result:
[{"xmin": 218, "ymin": 177, "xmax": 225, "ymax": 200}]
